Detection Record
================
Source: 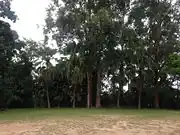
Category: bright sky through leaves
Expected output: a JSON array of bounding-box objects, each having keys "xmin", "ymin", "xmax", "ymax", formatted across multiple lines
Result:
[{"xmin": 10, "ymin": 0, "xmax": 50, "ymax": 41}]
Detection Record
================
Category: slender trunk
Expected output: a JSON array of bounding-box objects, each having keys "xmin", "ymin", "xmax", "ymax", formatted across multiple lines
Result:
[
  {"xmin": 32, "ymin": 80, "xmax": 37, "ymax": 108},
  {"xmin": 96, "ymin": 70, "xmax": 101, "ymax": 108},
  {"xmin": 117, "ymin": 89, "xmax": 120, "ymax": 108},
  {"xmin": 1, "ymin": 69, "xmax": 6, "ymax": 109},
  {"xmin": 155, "ymin": 93, "xmax": 159, "ymax": 108},
  {"xmin": 87, "ymin": 72, "xmax": 92, "ymax": 108},
  {"xmin": 73, "ymin": 85, "xmax": 76, "ymax": 108},
  {"xmin": 137, "ymin": 79, "xmax": 142, "ymax": 109},
  {"xmin": 154, "ymin": 70, "xmax": 159, "ymax": 109},
  {"xmin": 154, "ymin": 86, "xmax": 159, "ymax": 108},
  {"xmin": 33, "ymin": 93, "xmax": 37, "ymax": 108},
  {"xmin": 138, "ymin": 89, "xmax": 142, "ymax": 109},
  {"xmin": 46, "ymin": 86, "xmax": 51, "ymax": 108},
  {"xmin": 117, "ymin": 64, "xmax": 124, "ymax": 108},
  {"xmin": 137, "ymin": 68, "xmax": 143, "ymax": 109},
  {"xmin": 58, "ymin": 93, "xmax": 61, "ymax": 108}
]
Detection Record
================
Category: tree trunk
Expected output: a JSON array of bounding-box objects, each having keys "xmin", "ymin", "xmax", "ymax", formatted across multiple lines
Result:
[
  {"xmin": 1, "ymin": 69, "xmax": 5, "ymax": 108},
  {"xmin": 73, "ymin": 85, "xmax": 76, "ymax": 108},
  {"xmin": 33, "ymin": 94, "xmax": 37, "ymax": 108},
  {"xmin": 138, "ymin": 90, "xmax": 142, "ymax": 109},
  {"xmin": 137, "ymin": 69, "xmax": 143, "ymax": 109},
  {"xmin": 154, "ymin": 70, "xmax": 160, "ymax": 109},
  {"xmin": 87, "ymin": 72, "xmax": 92, "ymax": 108},
  {"xmin": 154, "ymin": 88, "xmax": 159, "ymax": 108},
  {"xmin": 96, "ymin": 70, "xmax": 101, "ymax": 108},
  {"xmin": 46, "ymin": 86, "xmax": 51, "ymax": 108},
  {"xmin": 117, "ymin": 64, "xmax": 124, "ymax": 108},
  {"xmin": 117, "ymin": 90, "xmax": 120, "ymax": 108}
]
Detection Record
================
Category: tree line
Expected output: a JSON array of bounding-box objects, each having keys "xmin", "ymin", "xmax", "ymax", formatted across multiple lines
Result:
[{"xmin": 1, "ymin": 0, "xmax": 180, "ymax": 110}]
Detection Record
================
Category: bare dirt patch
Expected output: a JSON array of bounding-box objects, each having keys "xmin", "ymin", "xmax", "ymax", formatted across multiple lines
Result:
[{"xmin": 0, "ymin": 115, "xmax": 180, "ymax": 135}]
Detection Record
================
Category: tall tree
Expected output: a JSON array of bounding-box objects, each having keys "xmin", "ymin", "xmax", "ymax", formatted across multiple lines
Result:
[
  {"xmin": 129, "ymin": 0, "xmax": 180, "ymax": 108},
  {"xmin": 24, "ymin": 40, "xmax": 57, "ymax": 108},
  {"xmin": 0, "ymin": 21, "xmax": 16, "ymax": 108}
]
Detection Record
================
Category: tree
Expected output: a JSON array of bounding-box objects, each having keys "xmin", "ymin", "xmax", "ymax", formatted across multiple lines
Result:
[
  {"xmin": 24, "ymin": 40, "xmax": 57, "ymax": 108},
  {"xmin": 0, "ymin": 0, "xmax": 17, "ymax": 22},
  {"xmin": 129, "ymin": 0, "xmax": 180, "ymax": 108},
  {"xmin": 37, "ymin": 46, "xmax": 57, "ymax": 108},
  {"xmin": 44, "ymin": 0, "xmax": 134, "ymax": 108},
  {"xmin": 0, "ymin": 21, "xmax": 16, "ymax": 109},
  {"xmin": 67, "ymin": 54, "xmax": 85, "ymax": 108},
  {"xmin": 7, "ymin": 51, "xmax": 33, "ymax": 108}
]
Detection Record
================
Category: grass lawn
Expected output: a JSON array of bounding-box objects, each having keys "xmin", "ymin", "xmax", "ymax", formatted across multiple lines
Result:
[
  {"xmin": 0, "ymin": 108, "xmax": 180, "ymax": 135},
  {"xmin": 0, "ymin": 108, "xmax": 180, "ymax": 121}
]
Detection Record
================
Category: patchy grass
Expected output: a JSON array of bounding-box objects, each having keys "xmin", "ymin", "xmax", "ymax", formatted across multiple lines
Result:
[{"xmin": 0, "ymin": 108, "xmax": 180, "ymax": 121}]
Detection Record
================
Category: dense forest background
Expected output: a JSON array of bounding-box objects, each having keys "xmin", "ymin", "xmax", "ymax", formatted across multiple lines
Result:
[{"xmin": 1, "ymin": 0, "xmax": 180, "ymax": 110}]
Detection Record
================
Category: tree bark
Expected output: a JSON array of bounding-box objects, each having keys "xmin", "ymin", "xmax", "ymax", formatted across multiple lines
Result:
[
  {"xmin": 154, "ymin": 87, "xmax": 159, "ymax": 108},
  {"xmin": 46, "ymin": 86, "xmax": 51, "ymax": 108},
  {"xmin": 117, "ymin": 89, "xmax": 120, "ymax": 108},
  {"xmin": 87, "ymin": 72, "xmax": 92, "ymax": 108},
  {"xmin": 138, "ymin": 90, "xmax": 142, "ymax": 109},
  {"xmin": 96, "ymin": 70, "xmax": 101, "ymax": 108},
  {"xmin": 73, "ymin": 85, "xmax": 76, "ymax": 108},
  {"xmin": 117, "ymin": 64, "xmax": 124, "ymax": 108},
  {"xmin": 33, "ymin": 94, "xmax": 37, "ymax": 108},
  {"xmin": 138, "ymin": 80, "xmax": 142, "ymax": 109},
  {"xmin": 137, "ymin": 69, "xmax": 143, "ymax": 109},
  {"xmin": 154, "ymin": 70, "xmax": 160, "ymax": 109}
]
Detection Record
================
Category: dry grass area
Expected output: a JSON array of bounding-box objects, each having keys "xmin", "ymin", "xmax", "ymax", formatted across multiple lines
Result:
[{"xmin": 1, "ymin": 115, "xmax": 180, "ymax": 135}]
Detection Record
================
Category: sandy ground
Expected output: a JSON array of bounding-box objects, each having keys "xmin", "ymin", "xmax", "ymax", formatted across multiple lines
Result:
[{"xmin": 0, "ymin": 115, "xmax": 180, "ymax": 135}]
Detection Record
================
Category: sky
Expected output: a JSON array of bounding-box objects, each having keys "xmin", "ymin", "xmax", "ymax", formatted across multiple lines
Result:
[
  {"xmin": 9, "ymin": 0, "xmax": 62, "ymax": 64},
  {"xmin": 10, "ymin": 0, "xmax": 50, "ymax": 41}
]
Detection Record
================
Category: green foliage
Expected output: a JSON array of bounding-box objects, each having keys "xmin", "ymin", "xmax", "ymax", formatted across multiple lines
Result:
[
  {"xmin": 166, "ymin": 53, "xmax": 180, "ymax": 75},
  {"xmin": 0, "ymin": 20, "xmax": 16, "ymax": 107},
  {"xmin": 1, "ymin": 0, "xmax": 180, "ymax": 110},
  {"xmin": 67, "ymin": 55, "xmax": 85, "ymax": 84},
  {"xmin": 0, "ymin": 0, "xmax": 17, "ymax": 22}
]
